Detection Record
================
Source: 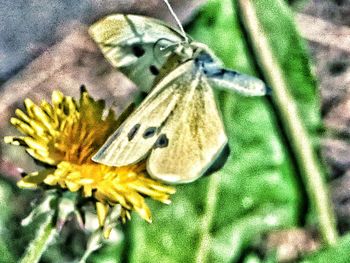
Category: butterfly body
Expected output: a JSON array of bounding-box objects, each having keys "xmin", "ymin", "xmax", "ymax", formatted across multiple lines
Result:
[{"xmin": 89, "ymin": 14, "xmax": 269, "ymax": 184}]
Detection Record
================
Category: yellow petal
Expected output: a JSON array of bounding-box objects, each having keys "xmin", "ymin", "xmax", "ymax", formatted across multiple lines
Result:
[
  {"xmin": 44, "ymin": 174, "xmax": 59, "ymax": 185},
  {"xmin": 10, "ymin": 118, "xmax": 35, "ymax": 136},
  {"xmin": 66, "ymin": 181, "xmax": 80, "ymax": 192},
  {"xmin": 15, "ymin": 109, "xmax": 31, "ymax": 123},
  {"xmin": 32, "ymin": 105, "xmax": 55, "ymax": 131},
  {"xmin": 18, "ymin": 169, "xmax": 54, "ymax": 189},
  {"xmin": 24, "ymin": 99, "xmax": 36, "ymax": 118},
  {"xmin": 26, "ymin": 148, "xmax": 56, "ymax": 165},
  {"xmin": 83, "ymin": 185, "xmax": 93, "ymax": 197},
  {"xmin": 52, "ymin": 90, "xmax": 65, "ymax": 108},
  {"xmin": 134, "ymin": 204, "xmax": 152, "ymax": 223},
  {"xmin": 96, "ymin": 202, "xmax": 109, "ymax": 227},
  {"xmin": 23, "ymin": 137, "xmax": 47, "ymax": 152},
  {"xmin": 103, "ymin": 227, "xmax": 112, "ymax": 239},
  {"xmin": 4, "ymin": 136, "xmax": 25, "ymax": 146}
]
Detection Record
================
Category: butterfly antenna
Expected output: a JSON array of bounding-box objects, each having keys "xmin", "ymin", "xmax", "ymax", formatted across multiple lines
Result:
[{"xmin": 162, "ymin": 0, "xmax": 188, "ymax": 43}]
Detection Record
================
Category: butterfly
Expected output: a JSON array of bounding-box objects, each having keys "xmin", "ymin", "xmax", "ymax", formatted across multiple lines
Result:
[{"xmin": 89, "ymin": 14, "xmax": 269, "ymax": 184}]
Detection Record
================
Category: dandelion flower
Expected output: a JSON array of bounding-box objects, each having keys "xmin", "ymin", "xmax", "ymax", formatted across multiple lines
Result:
[{"xmin": 5, "ymin": 87, "xmax": 175, "ymax": 231}]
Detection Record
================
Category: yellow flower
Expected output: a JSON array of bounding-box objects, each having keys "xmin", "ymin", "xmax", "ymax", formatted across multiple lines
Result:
[{"xmin": 5, "ymin": 87, "xmax": 175, "ymax": 230}]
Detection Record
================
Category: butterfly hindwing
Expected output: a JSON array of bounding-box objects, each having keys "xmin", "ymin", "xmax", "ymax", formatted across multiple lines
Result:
[
  {"xmin": 148, "ymin": 67, "xmax": 227, "ymax": 183},
  {"xmin": 93, "ymin": 60, "xmax": 227, "ymax": 183},
  {"xmin": 89, "ymin": 14, "xmax": 184, "ymax": 92}
]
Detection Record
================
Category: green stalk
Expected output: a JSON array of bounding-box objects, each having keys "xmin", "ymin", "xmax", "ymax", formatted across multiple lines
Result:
[
  {"xmin": 237, "ymin": 0, "xmax": 338, "ymax": 245},
  {"xmin": 20, "ymin": 212, "xmax": 56, "ymax": 263},
  {"xmin": 195, "ymin": 173, "xmax": 220, "ymax": 263},
  {"xmin": 78, "ymin": 229, "xmax": 103, "ymax": 263}
]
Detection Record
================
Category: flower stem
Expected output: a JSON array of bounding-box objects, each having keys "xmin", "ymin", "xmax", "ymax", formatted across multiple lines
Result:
[
  {"xmin": 237, "ymin": 0, "xmax": 338, "ymax": 245},
  {"xmin": 78, "ymin": 229, "xmax": 103, "ymax": 263},
  {"xmin": 20, "ymin": 212, "xmax": 56, "ymax": 263}
]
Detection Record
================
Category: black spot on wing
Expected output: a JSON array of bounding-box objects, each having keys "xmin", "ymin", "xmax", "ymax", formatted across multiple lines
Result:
[
  {"xmin": 132, "ymin": 45, "xmax": 145, "ymax": 57},
  {"xmin": 149, "ymin": 65, "xmax": 159, "ymax": 75},
  {"xmin": 143, "ymin": 127, "xmax": 157, "ymax": 138},
  {"xmin": 154, "ymin": 134, "xmax": 169, "ymax": 148},
  {"xmin": 128, "ymin": 124, "xmax": 141, "ymax": 141}
]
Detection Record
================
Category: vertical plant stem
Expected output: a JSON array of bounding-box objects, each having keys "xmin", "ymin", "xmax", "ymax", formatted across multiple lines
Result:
[
  {"xmin": 78, "ymin": 229, "xmax": 104, "ymax": 263},
  {"xmin": 20, "ymin": 212, "xmax": 56, "ymax": 263},
  {"xmin": 195, "ymin": 174, "xmax": 220, "ymax": 263},
  {"xmin": 79, "ymin": 248, "xmax": 95, "ymax": 263},
  {"xmin": 237, "ymin": 0, "xmax": 338, "ymax": 245}
]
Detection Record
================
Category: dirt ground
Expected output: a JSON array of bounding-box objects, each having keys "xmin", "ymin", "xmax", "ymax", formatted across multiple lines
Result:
[{"xmin": 300, "ymin": 0, "xmax": 350, "ymax": 230}]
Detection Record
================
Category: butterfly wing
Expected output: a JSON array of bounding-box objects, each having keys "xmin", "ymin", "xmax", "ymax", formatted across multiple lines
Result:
[
  {"xmin": 89, "ymin": 14, "xmax": 185, "ymax": 92},
  {"xmin": 92, "ymin": 60, "xmax": 227, "ymax": 183},
  {"xmin": 92, "ymin": 60, "xmax": 193, "ymax": 167},
  {"xmin": 147, "ymin": 68, "xmax": 227, "ymax": 183}
]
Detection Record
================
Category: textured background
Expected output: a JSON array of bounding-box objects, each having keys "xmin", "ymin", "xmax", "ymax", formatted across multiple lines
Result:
[{"xmin": 0, "ymin": 0, "xmax": 349, "ymax": 261}]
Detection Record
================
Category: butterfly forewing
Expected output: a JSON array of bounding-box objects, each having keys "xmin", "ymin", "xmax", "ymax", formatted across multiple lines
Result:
[
  {"xmin": 89, "ymin": 14, "xmax": 184, "ymax": 92},
  {"xmin": 93, "ymin": 60, "xmax": 227, "ymax": 183},
  {"xmin": 92, "ymin": 60, "xmax": 194, "ymax": 167}
]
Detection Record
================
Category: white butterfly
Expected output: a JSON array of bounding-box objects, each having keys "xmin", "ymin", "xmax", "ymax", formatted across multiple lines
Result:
[{"xmin": 89, "ymin": 13, "xmax": 269, "ymax": 184}]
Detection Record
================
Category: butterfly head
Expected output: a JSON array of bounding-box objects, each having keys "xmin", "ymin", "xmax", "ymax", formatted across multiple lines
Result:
[
  {"xmin": 152, "ymin": 37, "xmax": 192, "ymax": 61},
  {"xmin": 164, "ymin": 41, "xmax": 219, "ymax": 65}
]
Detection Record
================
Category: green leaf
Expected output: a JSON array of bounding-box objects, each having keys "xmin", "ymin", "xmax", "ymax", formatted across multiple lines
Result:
[
  {"xmin": 89, "ymin": 230, "xmax": 124, "ymax": 263},
  {"xmin": 123, "ymin": 0, "xmax": 320, "ymax": 262},
  {"xmin": 250, "ymin": 0, "xmax": 320, "ymax": 134},
  {"xmin": 0, "ymin": 179, "xmax": 16, "ymax": 263},
  {"xmin": 19, "ymin": 193, "xmax": 57, "ymax": 263},
  {"xmin": 236, "ymin": 0, "xmax": 337, "ymax": 244},
  {"xmin": 302, "ymin": 235, "xmax": 350, "ymax": 263}
]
